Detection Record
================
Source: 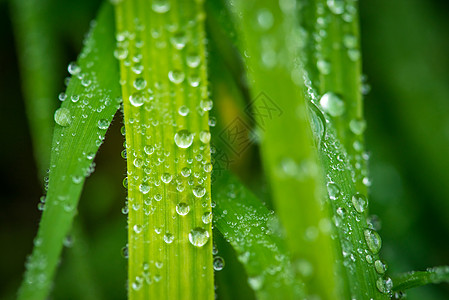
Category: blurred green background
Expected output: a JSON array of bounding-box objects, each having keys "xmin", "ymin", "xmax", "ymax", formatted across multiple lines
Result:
[{"xmin": 1, "ymin": 0, "xmax": 449, "ymax": 299}]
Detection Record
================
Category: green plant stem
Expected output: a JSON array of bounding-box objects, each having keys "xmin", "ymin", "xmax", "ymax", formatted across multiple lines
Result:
[
  {"xmin": 392, "ymin": 266, "xmax": 449, "ymax": 292},
  {"xmin": 17, "ymin": 4, "xmax": 121, "ymax": 299},
  {"xmin": 113, "ymin": 0, "xmax": 214, "ymax": 299}
]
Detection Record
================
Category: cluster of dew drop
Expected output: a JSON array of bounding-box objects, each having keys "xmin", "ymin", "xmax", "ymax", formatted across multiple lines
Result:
[
  {"xmin": 301, "ymin": 69, "xmax": 393, "ymax": 295},
  {"xmin": 213, "ymin": 182, "xmax": 303, "ymax": 297},
  {"xmin": 111, "ymin": 1, "xmax": 217, "ymax": 290}
]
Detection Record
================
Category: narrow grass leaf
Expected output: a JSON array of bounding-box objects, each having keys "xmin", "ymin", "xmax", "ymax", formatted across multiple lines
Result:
[
  {"xmin": 17, "ymin": 4, "xmax": 121, "ymax": 300},
  {"xmin": 10, "ymin": 0, "xmax": 61, "ymax": 177},
  {"xmin": 213, "ymin": 171, "xmax": 304, "ymax": 300},
  {"xmin": 113, "ymin": 0, "xmax": 214, "ymax": 299},
  {"xmin": 392, "ymin": 266, "xmax": 449, "ymax": 292}
]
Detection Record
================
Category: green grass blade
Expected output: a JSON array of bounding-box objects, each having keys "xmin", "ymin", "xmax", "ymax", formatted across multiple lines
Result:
[
  {"xmin": 392, "ymin": 266, "xmax": 449, "ymax": 292},
  {"xmin": 10, "ymin": 0, "xmax": 61, "ymax": 177},
  {"xmin": 300, "ymin": 0, "xmax": 367, "ymax": 194},
  {"xmin": 228, "ymin": 1, "xmax": 339, "ymax": 298},
  {"xmin": 17, "ymin": 4, "xmax": 121, "ymax": 300},
  {"xmin": 213, "ymin": 171, "xmax": 304, "ymax": 299},
  {"xmin": 113, "ymin": 0, "xmax": 214, "ymax": 299}
]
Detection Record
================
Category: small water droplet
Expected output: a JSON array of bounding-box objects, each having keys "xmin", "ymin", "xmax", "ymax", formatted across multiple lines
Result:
[
  {"xmin": 178, "ymin": 105, "xmax": 189, "ymax": 116},
  {"xmin": 349, "ymin": 119, "xmax": 367, "ymax": 135},
  {"xmin": 129, "ymin": 92, "xmax": 145, "ymax": 107},
  {"xmin": 97, "ymin": 119, "xmax": 109, "ymax": 130},
  {"xmin": 170, "ymin": 31, "xmax": 187, "ymax": 49},
  {"xmin": 193, "ymin": 186, "xmax": 206, "ymax": 198},
  {"xmin": 189, "ymin": 227, "xmax": 209, "ymax": 247},
  {"xmin": 213, "ymin": 256, "xmax": 225, "ymax": 271},
  {"xmin": 248, "ymin": 276, "xmax": 264, "ymax": 290},
  {"xmin": 163, "ymin": 233, "xmax": 174, "ymax": 244},
  {"xmin": 186, "ymin": 53, "xmax": 200, "ymax": 68},
  {"xmin": 54, "ymin": 108, "xmax": 71, "ymax": 127},
  {"xmin": 144, "ymin": 145, "xmax": 154, "ymax": 155},
  {"xmin": 181, "ymin": 167, "xmax": 192, "ymax": 177},
  {"xmin": 351, "ymin": 193, "xmax": 368, "ymax": 213},
  {"xmin": 174, "ymin": 130, "xmax": 194, "ymax": 148},
  {"xmin": 152, "ymin": 0, "xmax": 170, "ymax": 13},
  {"xmin": 257, "ymin": 9, "xmax": 274, "ymax": 30},
  {"xmin": 161, "ymin": 173, "xmax": 173, "ymax": 184},
  {"xmin": 58, "ymin": 92, "xmax": 67, "ymax": 102},
  {"xmin": 374, "ymin": 260, "xmax": 387, "ymax": 274},
  {"xmin": 317, "ymin": 59, "xmax": 331, "ymax": 75},
  {"xmin": 327, "ymin": 0, "xmax": 345, "ymax": 14},
  {"xmin": 376, "ymin": 277, "xmax": 393, "ymax": 294},
  {"xmin": 202, "ymin": 211, "xmax": 212, "ymax": 224},
  {"xmin": 139, "ymin": 183, "xmax": 151, "ymax": 194},
  {"xmin": 327, "ymin": 182, "xmax": 341, "ymax": 200},
  {"xmin": 68, "ymin": 62, "xmax": 81, "ymax": 75},
  {"xmin": 168, "ymin": 70, "xmax": 185, "ymax": 84},
  {"xmin": 133, "ymin": 224, "xmax": 142, "ymax": 234},
  {"xmin": 133, "ymin": 77, "xmax": 147, "ymax": 90},
  {"xmin": 176, "ymin": 203, "xmax": 190, "ymax": 216},
  {"xmin": 199, "ymin": 130, "xmax": 211, "ymax": 143}
]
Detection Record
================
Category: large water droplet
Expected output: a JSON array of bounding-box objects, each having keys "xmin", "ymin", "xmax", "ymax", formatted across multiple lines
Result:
[
  {"xmin": 54, "ymin": 108, "xmax": 71, "ymax": 127},
  {"xmin": 98, "ymin": 119, "xmax": 109, "ymax": 130},
  {"xmin": 199, "ymin": 130, "xmax": 211, "ymax": 143},
  {"xmin": 168, "ymin": 70, "xmax": 185, "ymax": 84},
  {"xmin": 68, "ymin": 62, "xmax": 81, "ymax": 75},
  {"xmin": 327, "ymin": 182, "xmax": 341, "ymax": 200},
  {"xmin": 193, "ymin": 186, "xmax": 206, "ymax": 198},
  {"xmin": 174, "ymin": 130, "xmax": 194, "ymax": 148},
  {"xmin": 189, "ymin": 227, "xmax": 209, "ymax": 247},
  {"xmin": 320, "ymin": 92, "xmax": 345, "ymax": 117},
  {"xmin": 133, "ymin": 78, "xmax": 147, "ymax": 90},
  {"xmin": 139, "ymin": 183, "xmax": 151, "ymax": 194},
  {"xmin": 364, "ymin": 229, "xmax": 382, "ymax": 254},
  {"xmin": 178, "ymin": 105, "xmax": 189, "ymax": 116},
  {"xmin": 376, "ymin": 277, "xmax": 393, "ymax": 294}
]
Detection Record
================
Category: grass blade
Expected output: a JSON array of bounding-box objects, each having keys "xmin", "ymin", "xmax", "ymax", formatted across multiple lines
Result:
[
  {"xmin": 113, "ymin": 0, "xmax": 214, "ymax": 299},
  {"xmin": 392, "ymin": 266, "xmax": 449, "ymax": 292},
  {"xmin": 227, "ymin": 1, "xmax": 339, "ymax": 298},
  {"xmin": 10, "ymin": 0, "xmax": 61, "ymax": 177},
  {"xmin": 17, "ymin": 4, "xmax": 121, "ymax": 299},
  {"xmin": 213, "ymin": 171, "xmax": 304, "ymax": 299}
]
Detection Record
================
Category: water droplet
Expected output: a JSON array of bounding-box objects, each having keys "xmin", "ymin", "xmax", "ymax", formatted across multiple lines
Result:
[
  {"xmin": 351, "ymin": 193, "xmax": 368, "ymax": 213},
  {"xmin": 133, "ymin": 78, "xmax": 147, "ymax": 90},
  {"xmin": 317, "ymin": 59, "xmax": 331, "ymax": 75},
  {"xmin": 202, "ymin": 211, "xmax": 212, "ymax": 224},
  {"xmin": 374, "ymin": 260, "xmax": 387, "ymax": 274},
  {"xmin": 343, "ymin": 34, "xmax": 357, "ymax": 49},
  {"xmin": 327, "ymin": 182, "xmax": 340, "ymax": 200},
  {"xmin": 139, "ymin": 183, "xmax": 151, "ymax": 194},
  {"xmin": 68, "ymin": 62, "xmax": 81, "ymax": 75},
  {"xmin": 163, "ymin": 233, "xmax": 174, "ymax": 244},
  {"xmin": 170, "ymin": 31, "xmax": 187, "ymax": 49},
  {"xmin": 58, "ymin": 92, "xmax": 67, "ymax": 102},
  {"xmin": 189, "ymin": 227, "xmax": 209, "ymax": 247},
  {"xmin": 257, "ymin": 9, "xmax": 274, "ymax": 30},
  {"xmin": 174, "ymin": 130, "xmax": 194, "ymax": 148},
  {"xmin": 365, "ymin": 254, "xmax": 373, "ymax": 264},
  {"xmin": 320, "ymin": 92, "xmax": 345, "ymax": 117},
  {"xmin": 133, "ymin": 224, "xmax": 142, "ymax": 234},
  {"xmin": 176, "ymin": 203, "xmax": 190, "ymax": 216},
  {"xmin": 364, "ymin": 229, "xmax": 382, "ymax": 254},
  {"xmin": 248, "ymin": 276, "xmax": 264, "ymax": 290},
  {"xmin": 327, "ymin": 0, "xmax": 345, "ymax": 14},
  {"xmin": 129, "ymin": 92, "xmax": 145, "ymax": 107},
  {"xmin": 349, "ymin": 119, "xmax": 367, "ymax": 135},
  {"xmin": 193, "ymin": 186, "xmax": 206, "ymax": 198},
  {"xmin": 144, "ymin": 145, "xmax": 154, "ymax": 155},
  {"xmin": 178, "ymin": 105, "xmax": 189, "ymax": 116},
  {"xmin": 168, "ymin": 70, "xmax": 185, "ymax": 84},
  {"xmin": 98, "ymin": 119, "xmax": 109, "ymax": 130},
  {"xmin": 161, "ymin": 173, "xmax": 173, "ymax": 184},
  {"xmin": 181, "ymin": 167, "xmax": 192, "ymax": 177},
  {"xmin": 54, "ymin": 108, "xmax": 71, "ymax": 127},
  {"xmin": 121, "ymin": 245, "xmax": 129, "ymax": 258},
  {"xmin": 72, "ymin": 175, "xmax": 82, "ymax": 184},
  {"xmin": 199, "ymin": 131, "xmax": 211, "ymax": 143},
  {"xmin": 152, "ymin": 0, "xmax": 170, "ymax": 13},
  {"xmin": 376, "ymin": 277, "xmax": 393, "ymax": 294},
  {"xmin": 186, "ymin": 54, "xmax": 200, "ymax": 68},
  {"xmin": 199, "ymin": 99, "xmax": 213, "ymax": 111},
  {"xmin": 213, "ymin": 256, "xmax": 225, "ymax": 271}
]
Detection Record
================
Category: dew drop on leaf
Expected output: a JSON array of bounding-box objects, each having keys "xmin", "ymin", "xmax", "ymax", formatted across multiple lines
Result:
[
  {"xmin": 189, "ymin": 227, "xmax": 209, "ymax": 247},
  {"xmin": 163, "ymin": 233, "xmax": 174, "ymax": 244},
  {"xmin": 213, "ymin": 256, "xmax": 225, "ymax": 271},
  {"xmin": 54, "ymin": 108, "xmax": 71, "ymax": 127},
  {"xmin": 129, "ymin": 91, "xmax": 145, "ymax": 107},
  {"xmin": 174, "ymin": 130, "xmax": 194, "ymax": 148},
  {"xmin": 97, "ymin": 119, "xmax": 109, "ymax": 130},
  {"xmin": 168, "ymin": 70, "xmax": 185, "ymax": 84},
  {"xmin": 320, "ymin": 92, "xmax": 345, "ymax": 117},
  {"xmin": 176, "ymin": 203, "xmax": 190, "ymax": 216},
  {"xmin": 193, "ymin": 186, "xmax": 206, "ymax": 198},
  {"xmin": 351, "ymin": 193, "xmax": 368, "ymax": 213},
  {"xmin": 199, "ymin": 130, "xmax": 211, "ymax": 143},
  {"xmin": 364, "ymin": 228, "xmax": 382, "ymax": 254}
]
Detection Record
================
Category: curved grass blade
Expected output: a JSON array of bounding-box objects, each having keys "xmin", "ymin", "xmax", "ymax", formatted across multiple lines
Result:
[
  {"xmin": 227, "ymin": 1, "xmax": 340, "ymax": 298},
  {"xmin": 213, "ymin": 171, "xmax": 304, "ymax": 300},
  {"xmin": 299, "ymin": 0, "xmax": 368, "ymax": 195},
  {"xmin": 113, "ymin": 0, "xmax": 214, "ymax": 299},
  {"xmin": 17, "ymin": 4, "xmax": 121, "ymax": 300},
  {"xmin": 392, "ymin": 266, "xmax": 449, "ymax": 292},
  {"xmin": 10, "ymin": 0, "xmax": 61, "ymax": 177}
]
